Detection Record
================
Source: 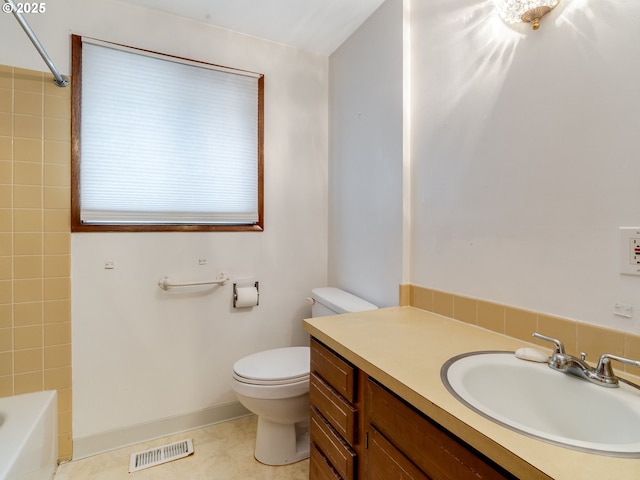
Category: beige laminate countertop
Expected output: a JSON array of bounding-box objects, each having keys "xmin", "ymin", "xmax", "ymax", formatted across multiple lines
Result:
[{"xmin": 303, "ymin": 306, "xmax": 640, "ymax": 480}]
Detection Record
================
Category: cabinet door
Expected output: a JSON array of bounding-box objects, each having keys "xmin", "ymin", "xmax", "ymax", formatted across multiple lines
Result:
[
  {"xmin": 367, "ymin": 426, "xmax": 429, "ymax": 480},
  {"xmin": 366, "ymin": 379, "xmax": 514, "ymax": 480}
]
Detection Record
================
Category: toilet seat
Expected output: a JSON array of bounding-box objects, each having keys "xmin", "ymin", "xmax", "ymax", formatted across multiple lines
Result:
[
  {"xmin": 232, "ymin": 376, "xmax": 309, "ymax": 400},
  {"xmin": 232, "ymin": 374, "xmax": 308, "ymax": 386},
  {"xmin": 233, "ymin": 346, "xmax": 310, "ymax": 386}
]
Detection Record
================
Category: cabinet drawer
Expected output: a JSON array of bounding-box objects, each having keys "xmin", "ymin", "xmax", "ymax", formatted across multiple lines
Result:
[
  {"xmin": 311, "ymin": 407, "xmax": 356, "ymax": 480},
  {"xmin": 310, "ymin": 443, "xmax": 343, "ymax": 480},
  {"xmin": 311, "ymin": 339, "xmax": 356, "ymax": 402},
  {"xmin": 311, "ymin": 372, "xmax": 357, "ymax": 444},
  {"xmin": 367, "ymin": 426, "xmax": 428, "ymax": 480},
  {"xmin": 366, "ymin": 379, "xmax": 513, "ymax": 480}
]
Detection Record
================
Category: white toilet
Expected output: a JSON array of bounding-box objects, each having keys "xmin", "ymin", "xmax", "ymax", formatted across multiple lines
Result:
[{"xmin": 231, "ymin": 287, "xmax": 377, "ymax": 465}]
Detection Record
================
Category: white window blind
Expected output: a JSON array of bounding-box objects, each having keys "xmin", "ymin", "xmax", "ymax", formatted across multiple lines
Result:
[{"xmin": 78, "ymin": 38, "xmax": 261, "ymax": 225}]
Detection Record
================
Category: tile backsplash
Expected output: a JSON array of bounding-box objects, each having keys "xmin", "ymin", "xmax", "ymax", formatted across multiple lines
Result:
[
  {"xmin": 401, "ymin": 284, "xmax": 640, "ymax": 378},
  {"xmin": 0, "ymin": 64, "xmax": 72, "ymax": 460}
]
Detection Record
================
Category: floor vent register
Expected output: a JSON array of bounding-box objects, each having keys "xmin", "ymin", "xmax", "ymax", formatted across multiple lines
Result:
[{"xmin": 128, "ymin": 438, "xmax": 194, "ymax": 473}]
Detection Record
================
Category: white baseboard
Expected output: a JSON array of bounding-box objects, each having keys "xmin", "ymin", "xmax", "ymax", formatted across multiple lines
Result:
[{"xmin": 72, "ymin": 401, "xmax": 251, "ymax": 460}]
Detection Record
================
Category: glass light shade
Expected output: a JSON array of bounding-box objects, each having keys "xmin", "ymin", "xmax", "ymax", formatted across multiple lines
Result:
[{"xmin": 493, "ymin": 0, "xmax": 559, "ymax": 28}]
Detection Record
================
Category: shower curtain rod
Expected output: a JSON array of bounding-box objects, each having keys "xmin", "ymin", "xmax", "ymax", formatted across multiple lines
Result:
[{"xmin": 4, "ymin": 0, "xmax": 68, "ymax": 87}]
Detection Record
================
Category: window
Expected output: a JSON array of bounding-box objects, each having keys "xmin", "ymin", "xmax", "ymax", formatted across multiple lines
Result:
[{"xmin": 71, "ymin": 35, "xmax": 264, "ymax": 232}]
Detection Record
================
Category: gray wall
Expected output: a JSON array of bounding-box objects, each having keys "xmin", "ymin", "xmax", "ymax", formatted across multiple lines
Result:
[{"xmin": 328, "ymin": 0, "xmax": 404, "ymax": 308}]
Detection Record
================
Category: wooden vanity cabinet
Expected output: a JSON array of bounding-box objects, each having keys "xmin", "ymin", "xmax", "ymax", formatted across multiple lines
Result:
[
  {"xmin": 310, "ymin": 338, "xmax": 361, "ymax": 480},
  {"xmin": 309, "ymin": 337, "xmax": 517, "ymax": 480}
]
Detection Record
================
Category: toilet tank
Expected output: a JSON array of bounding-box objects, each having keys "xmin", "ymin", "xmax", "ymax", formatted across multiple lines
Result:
[{"xmin": 311, "ymin": 287, "xmax": 377, "ymax": 317}]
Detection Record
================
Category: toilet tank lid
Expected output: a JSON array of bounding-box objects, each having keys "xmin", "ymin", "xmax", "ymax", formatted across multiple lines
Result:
[{"xmin": 311, "ymin": 287, "xmax": 377, "ymax": 314}]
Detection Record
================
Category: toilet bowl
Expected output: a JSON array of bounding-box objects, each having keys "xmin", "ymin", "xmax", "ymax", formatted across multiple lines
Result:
[
  {"xmin": 231, "ymin": 287, "xmax": 377, "ymax": 466},
  {"xmin": 232, "ymin": 347, "xmax": 310, "ymax": 465}
]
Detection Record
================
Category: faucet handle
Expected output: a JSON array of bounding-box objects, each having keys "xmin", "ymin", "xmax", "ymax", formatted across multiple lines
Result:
[
  {"xmin": 595, "ymin": 353, "xmax": 640, "ymax": 386},
  {"xmin": 532, "ymin": 333, "xmax": 566, "ymax": 355}
]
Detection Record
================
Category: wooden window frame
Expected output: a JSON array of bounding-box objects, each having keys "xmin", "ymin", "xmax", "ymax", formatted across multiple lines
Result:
[{"xmin": 70, "ymin": 34, "xmax": 264, "ymax": 232}]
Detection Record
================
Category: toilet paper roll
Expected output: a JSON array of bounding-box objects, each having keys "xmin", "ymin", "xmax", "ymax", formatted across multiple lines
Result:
[{"xmin": 235, "ymin": 286, "xmax": 259, "ymax": 308}]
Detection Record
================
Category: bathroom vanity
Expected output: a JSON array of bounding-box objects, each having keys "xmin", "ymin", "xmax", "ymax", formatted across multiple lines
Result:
[
  {"xmin": 303, "ymin": 306, "xmax": 640, "ymax": 480},
  {"xmin": 309, "ymin": 338, "xmax": 513, "ymax": 479}
]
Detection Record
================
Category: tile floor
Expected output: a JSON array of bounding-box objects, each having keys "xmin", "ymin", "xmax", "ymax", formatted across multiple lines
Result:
[{"xmin": 54, "ymin": 416, "xmax": 309, "ymax": 480}]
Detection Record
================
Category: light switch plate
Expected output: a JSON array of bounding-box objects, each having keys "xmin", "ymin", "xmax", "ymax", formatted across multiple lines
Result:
[{"xmin": 620, "ymin": 227, "xmax": 640, "ymax": 276}]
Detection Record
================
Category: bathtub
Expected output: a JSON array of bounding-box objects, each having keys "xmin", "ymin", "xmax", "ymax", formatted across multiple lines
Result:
[{"xmin": 0, "ymin": 391, "xmax": 57, "ymax": 480}]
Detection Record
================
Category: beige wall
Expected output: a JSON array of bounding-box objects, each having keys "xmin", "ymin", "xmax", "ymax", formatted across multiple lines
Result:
[
  {"xmin": 3, "ymin": 1, "xmax": 328, "ymax": 453},
  {"xmin": 0, "ymin": 65, "xmax": 72, "ymax": 460},
  {"xmin": 408, "ymin": 1, "xmax": 640, "ymax": 332},
  {"xmin": 328, "ymin": 0, "xmax": 403, "ymax": 307}
]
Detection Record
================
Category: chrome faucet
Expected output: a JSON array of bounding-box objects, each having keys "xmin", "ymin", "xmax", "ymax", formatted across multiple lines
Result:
[{"xmin": 532, "ymin": 332, "xmax": 640, "ymax": 388}]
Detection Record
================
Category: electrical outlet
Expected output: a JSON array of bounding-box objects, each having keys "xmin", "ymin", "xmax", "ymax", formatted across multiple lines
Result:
[
  {"xmin": 620, "ymin": 227, "xmax": 640, "ymax": 276},
  {"xmin": 633, "ymin": 239, "xmax": 640, "ymax": 264}
]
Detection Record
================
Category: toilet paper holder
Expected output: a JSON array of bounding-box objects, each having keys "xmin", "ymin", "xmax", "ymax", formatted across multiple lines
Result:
[{"xmin": 233, "ymin": 281, "xmax": 260, "ymax": 308}]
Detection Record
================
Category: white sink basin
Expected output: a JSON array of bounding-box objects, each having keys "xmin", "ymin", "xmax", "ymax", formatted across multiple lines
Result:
[{"xmin": 441, "ymin": 351, "xmax": 640, "ymax": 457}]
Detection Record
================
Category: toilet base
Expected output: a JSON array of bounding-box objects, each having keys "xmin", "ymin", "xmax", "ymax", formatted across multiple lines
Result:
[{"xmin": 254, "ymin": 416, "xmax": 310, "ymax": 465}]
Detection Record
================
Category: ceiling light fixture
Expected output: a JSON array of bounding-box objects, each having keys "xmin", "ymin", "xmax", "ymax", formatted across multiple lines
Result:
[{"xmin": 493, "ymin": 0, "xmax": 560, "ymax": 30}]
